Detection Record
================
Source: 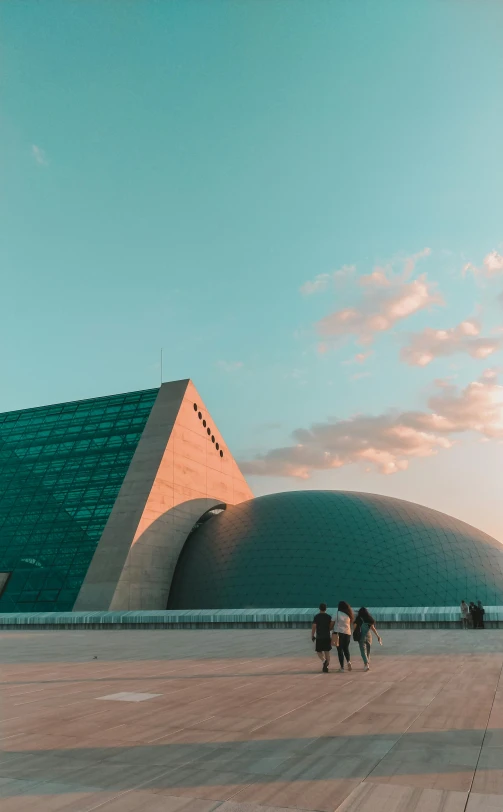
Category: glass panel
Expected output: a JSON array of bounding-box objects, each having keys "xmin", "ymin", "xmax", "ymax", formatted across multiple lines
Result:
[{"xmin": 0, "ymin": 388, "xmax": 158, "ymax": 612}]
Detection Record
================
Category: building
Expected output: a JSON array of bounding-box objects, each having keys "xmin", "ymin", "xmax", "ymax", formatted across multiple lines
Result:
[
  {"xmin": 1, "ymin": 381, "xmax": 503, "ymax": 612},
  {"xmin": 167, "ymin": 490, "xmax": 503, "ymax": 609},
  {"xmin": 0, "ymin": 380, "xmax": 252, "ymax": 612}
]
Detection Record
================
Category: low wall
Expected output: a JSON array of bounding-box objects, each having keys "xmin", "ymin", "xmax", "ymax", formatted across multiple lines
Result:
[{"xmin": 0, "ymin": 607, "xmax": 502, "ymax": 630}]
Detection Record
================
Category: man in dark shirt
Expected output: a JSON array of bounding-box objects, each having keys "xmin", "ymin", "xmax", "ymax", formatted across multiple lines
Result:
[
  {"xmin": 477, "ymin": 600, "xmax": 485, "ymax": 629},
  {"xmin": 311, "ymin": 602, "xmax": 333, "ymax": 672}
]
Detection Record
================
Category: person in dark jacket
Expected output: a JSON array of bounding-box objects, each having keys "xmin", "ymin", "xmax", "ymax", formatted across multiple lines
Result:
[
  {"xmin": 477, "ymin": 600, "xmax": 485, "ymax": 629},
  {"xmin": 311, "ymin": 603, "xmax": 333, "ymax": 672}
]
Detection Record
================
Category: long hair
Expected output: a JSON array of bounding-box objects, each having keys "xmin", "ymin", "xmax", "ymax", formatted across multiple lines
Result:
[
  {"xmin": 338, "ymin": 601, "xmax": 354, "ymax": 621},
  {"xmin": 357, "ymin": 607, "xmax": 375, "ymax": 625}
]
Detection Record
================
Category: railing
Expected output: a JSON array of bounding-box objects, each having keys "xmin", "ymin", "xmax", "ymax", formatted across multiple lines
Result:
[{"xmin": 0, "ymin": 607, "xmax": 501, "ymax": 629}]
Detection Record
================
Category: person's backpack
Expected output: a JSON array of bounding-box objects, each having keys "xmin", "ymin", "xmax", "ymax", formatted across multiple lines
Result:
[{"xmin": 353, "ymin": 619, "xmax": 362, "ymax": 642}]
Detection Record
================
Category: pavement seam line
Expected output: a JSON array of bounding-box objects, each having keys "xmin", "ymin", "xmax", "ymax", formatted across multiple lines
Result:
[
  {"xmin": 463, "ymin": 653, "xmax": 503, "ymax": 812},
  {"xmin": 331, "ymin": 657, "xmax": 474, "ymax": 811}
]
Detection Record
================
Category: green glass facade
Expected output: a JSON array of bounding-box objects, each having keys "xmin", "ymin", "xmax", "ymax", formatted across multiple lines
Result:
[{"xmin": 0, "ymin": 388, "xmax": 158, "ymax": 612}]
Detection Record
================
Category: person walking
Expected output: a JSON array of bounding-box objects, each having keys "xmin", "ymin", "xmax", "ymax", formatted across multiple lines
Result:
[
  {"xmin": 332, "ymin": 601, "xmax": 354, "ymax": 672},
  {"xmin": 311, "ymin": 603, "xmax": 332, "ymax": 672},
  {"xmin": 477, "ymin": 600, "xmax": 485, "ymax": 629},
  {"xmin": 460, "ymin": 600, "xmax": 469, "ymax": 629},
  {"xmin": 354, "ymin": 607, "xmax": 382, "ymax": 671},
  {"xmin": 469, "ymin": 602, "xmax": 477, "ymax": 629}
]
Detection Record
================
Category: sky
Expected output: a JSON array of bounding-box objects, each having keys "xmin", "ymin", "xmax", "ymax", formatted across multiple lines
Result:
[{"xmin": 1, "ymin": 1, "xmax": 503, "ymax": 540}]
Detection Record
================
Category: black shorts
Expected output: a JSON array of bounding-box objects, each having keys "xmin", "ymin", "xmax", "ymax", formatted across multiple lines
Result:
[{"xmin": 315, "ymin": 637, "xmax": 332, "ymax": 653}]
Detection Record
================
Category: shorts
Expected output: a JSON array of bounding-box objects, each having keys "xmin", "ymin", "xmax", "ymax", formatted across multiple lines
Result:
[{"xmin": 315, "ymin": 637, "xmax": 332, "ymax": 653}]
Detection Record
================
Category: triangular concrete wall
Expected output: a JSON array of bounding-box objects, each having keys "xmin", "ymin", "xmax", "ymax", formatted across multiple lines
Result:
[{"xmin": 74, "ymin": 380, "xmax": 253, "ymax": 610}]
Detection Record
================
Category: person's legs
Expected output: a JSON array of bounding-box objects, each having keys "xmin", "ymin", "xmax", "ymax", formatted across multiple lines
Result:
[
  {"xmin": 366, "ymin": 641, "xmax": 371, "ymax": 663},
  {"xmin": 342, "ymin": 634, "xmax": 351, "ymax": 664},
  {"xmin": 358, "ymin": 638, "xmax": 368, "ymax": 666},
  {"xmin": 316, "ymin": 640, "xmax": 331, "ymax": 671},
  {"xmin": 336, "ymin": 644, "xmax": 344, "ymax": 669}
]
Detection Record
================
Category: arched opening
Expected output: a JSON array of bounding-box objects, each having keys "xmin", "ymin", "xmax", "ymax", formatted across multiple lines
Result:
[
  {"xmin": 166, "ymin": 504, "xmax": 226, "ymax": 609},
  {"xmin": 186, "ymin": 504, "xmax": 225, "ymax": 536}
]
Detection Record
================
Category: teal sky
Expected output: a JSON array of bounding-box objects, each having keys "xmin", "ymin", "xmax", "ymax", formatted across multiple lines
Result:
[{"xmin": 2, "ymin": 1, "xmax": 503, "ymax": 539}]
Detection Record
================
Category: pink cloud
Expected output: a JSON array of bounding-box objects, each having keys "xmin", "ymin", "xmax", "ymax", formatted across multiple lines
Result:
[
  {"xmin": 403, "ymin": 247, "xmax": 431, "ymax": 276},
  {"xmin": 401, "ymin": 319, "xmax": 502, "ymax": 367},
  {"xmin": 463, "ymin": 250, "xmax": 503, "ymax": 279},
  {"xmin": 240, "ymin": 371, "xmax": 503, "ymax": 478},
  {"xmin": 317, "ymin": 270, "xmax": 442, "ymax": 345},
  {"xmin": 342, "ymin": 351, "xmax": 373, "ymax": 365},
  {"xmin": 359, "ymin": 269, "xmax": 391, "ymax": 288},
  {"xmin": 484, "ymin": 251, "xmax": 503, "ymax": 276},
  {"xmin": 355, "ymin": 352, "xmax": 372, "ymax": 364}
]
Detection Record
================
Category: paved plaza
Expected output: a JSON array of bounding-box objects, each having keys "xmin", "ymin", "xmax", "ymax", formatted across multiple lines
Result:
[{"xmin": 0, "ymin": 629, "xmax": 502, "ymax": 812}]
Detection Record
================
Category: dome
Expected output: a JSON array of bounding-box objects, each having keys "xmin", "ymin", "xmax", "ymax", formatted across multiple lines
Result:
[{"xmin": 168, "ymin": 490, "xmax": 503, "ymax": 609}]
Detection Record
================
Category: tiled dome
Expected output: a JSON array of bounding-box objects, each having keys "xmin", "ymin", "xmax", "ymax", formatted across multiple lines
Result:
[{"xmin": 168, "ymin": 490, "xmax": 503, "ymax": 609}]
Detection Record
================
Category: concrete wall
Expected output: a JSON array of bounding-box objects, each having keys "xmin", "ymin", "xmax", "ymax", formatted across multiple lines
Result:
[{"xmin": 74, "ymin": 379, "xmax": 253, "ymax": 611}]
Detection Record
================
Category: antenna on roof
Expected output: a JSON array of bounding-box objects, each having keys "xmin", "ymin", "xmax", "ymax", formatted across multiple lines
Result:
[{"xmin": 160, "ymin": 348, "xmax": 163, "ymax": 386}]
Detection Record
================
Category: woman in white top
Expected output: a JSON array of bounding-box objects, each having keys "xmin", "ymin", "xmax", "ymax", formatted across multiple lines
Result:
[
  {"xmin": 331, "ymin": 601, "xmax": 354, "ymax": 672},
  {"xmin": 460, "ymin": 600, "xmax": 469, "ymax": 629}
]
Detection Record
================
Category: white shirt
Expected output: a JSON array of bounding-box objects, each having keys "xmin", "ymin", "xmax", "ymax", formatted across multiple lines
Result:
[{"xmin": 334, "ymin": 610, "xmax": 351, "ymax": 635}]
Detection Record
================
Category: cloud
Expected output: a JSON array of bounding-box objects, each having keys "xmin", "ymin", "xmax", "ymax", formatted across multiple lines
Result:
[
  {"xmin": 317, "ymin": 254, "xmax": 441, "ymax": 345},
  {"xmin": 359, "ymin": 269, "xmax": 391, "ymax": 288},
  {"xmin": 240, "ymin": 371, "xmax": 503, "ymax": 478},
  {"xmin": 413, "ymin": 373, "xmax": 503, "ymax": 437},
  {"xmin": 463, "ymin": 251, "xmax": 503, "ymax": 279},
  {"xmin": 354, "ymin": 351, "xmax": 372, "ymax": 364},
  {"xmin": 403, "ymin": 246, "xmax": 431, "ymax": 276},
  {"xmin": 31, "ymin": 144, "xmax": 48, "ymax": 166},
  {"xmin": 342, "ymin": 351, "xmax": 373, "ymax": 365},
  {"xmin": 401, "ymin": 319, "xmax": 502, "ymax": 367},
  {"xmin": 300, "ymin": 274, "xmax": 331, "ymax": 295},
  {"xmin": 217, "ymin": 361, "xmax": 243, "ymax": 373},
  {"xmin": 462, "ymin": 262, "xmax": 478, "ymax": 277},
  {"xmin": 300, "ymin": 265, "xmax": 355, "ymax": 295},
  {"xmin": 484, "ymin": 251, "xmax": 503, "ymax": 276}
]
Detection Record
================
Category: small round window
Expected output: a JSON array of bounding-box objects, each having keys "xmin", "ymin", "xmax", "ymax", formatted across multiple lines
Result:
[
  {"xmin": 211, "ymin": 435, "xmax": 215, "ymax": 443},
  {"xmin": 193, "ymin": 403, "xmax": 198, "ymax": 411},
  {"xmin": 207, "ymin": 428, "xmax": 211, "ymax": 436},
  {"xmin": 198, "ymin": 411, "xmax": 202, "ymax": 419},
  {"xmin": 216, "ymin": 442, "xmax": 219, "ymax": 450},
  {"xmin": 203, "ymin": 419, "xmax": 207, "ymax": 427},
  {"xmin": 219, "ymin": 450, "xmax": 224, "ymax": 458}
]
